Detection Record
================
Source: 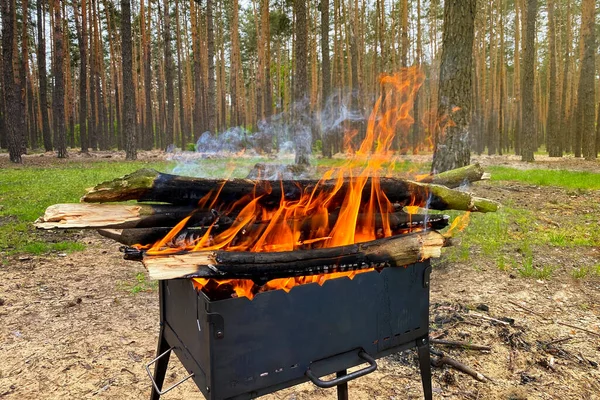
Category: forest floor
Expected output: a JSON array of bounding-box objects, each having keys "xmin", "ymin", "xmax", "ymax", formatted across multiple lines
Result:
[{"xmin": 0, "ymin": 151, "xmax": 599, "ymax": 400}]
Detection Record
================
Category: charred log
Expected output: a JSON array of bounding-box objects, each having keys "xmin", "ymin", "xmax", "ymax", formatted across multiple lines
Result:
[
  {"xmin": 81, "ymin": 168, "xmax": 499, "ymax": 212},
  {"xmin": 136, "ymin": 230, "xmax": 448, "ymax": 280},
  {"xmin": 96, "ymin": 212, "xmax": 450, "ymax": 246}
]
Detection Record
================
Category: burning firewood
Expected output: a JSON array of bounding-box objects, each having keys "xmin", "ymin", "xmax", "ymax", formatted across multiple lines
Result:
[
  {"xmin": 34, "ymin": 203, "xmax": 228, "ymax": 229},
  {"xmin": 135, "ymin": 230, "xmax": 448, "ymax": 280},
  {"xmin": 94, "ymin": 211, "xmax": 450, "ymax": 246},
  {"xmin": 81, "ymin": 168, "xmax": 499, "ymax": 212}
]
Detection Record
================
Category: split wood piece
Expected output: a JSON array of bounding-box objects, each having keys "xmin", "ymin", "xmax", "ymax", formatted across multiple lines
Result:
[
  {"xmin": 430, "ymin": 338, "xmax": 492, "ymax": 352},
  {"xmin": 34, "ymin": 203, "xmax": 228, "ymax": 230},
  {"xmin": 417, "ymin": 163, "xmax": 488, "ymax": 187},
  {"xmin": 432, "ymin": 354, "xmax": 491, "ymax": 383},
  {"xmin": 139, "ymin": 230, "xmax": 448, "ymax": 280},
  {"xmin": 81, "ymin": 168, "xmax": 500, "ymax": 213},
  {"xmin": 98, "ymin": 212, "xmax": 450, "ymax": 246}
]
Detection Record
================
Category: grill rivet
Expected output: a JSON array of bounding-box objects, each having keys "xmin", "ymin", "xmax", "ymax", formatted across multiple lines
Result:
[
  {"xmin": 206, "ymin": 386, "xmax": 210, "ymax": 392},
  {"xmin": 216, "ymin": 331, "xmax": 224, "ymax": 339}
]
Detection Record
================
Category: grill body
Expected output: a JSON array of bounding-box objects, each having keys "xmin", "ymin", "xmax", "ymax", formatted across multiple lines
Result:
[{"xmin": 150, "ymin": 261, "xmax": 432, "ymax": 400}]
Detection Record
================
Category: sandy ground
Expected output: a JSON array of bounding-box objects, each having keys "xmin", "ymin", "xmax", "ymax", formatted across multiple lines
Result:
[{"xmin": 1, "ymin": 153, "xmax": 599, "ymax": 399}]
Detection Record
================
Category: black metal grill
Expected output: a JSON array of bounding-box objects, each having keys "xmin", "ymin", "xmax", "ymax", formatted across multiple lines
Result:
[{"xmin": 147, "ymin": 261, "xmax": 433, "ymax": 400}]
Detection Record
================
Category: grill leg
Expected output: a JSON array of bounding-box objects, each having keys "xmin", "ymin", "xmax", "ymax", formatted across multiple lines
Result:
[
  {"xmin": 416, "ymin": 337, "xmax": 432, "ymax": 400},
  {"xmin": 336, "ymin": 370, "xmax": 349, "ymax": 400},
  {"xmin": 149, "ymin": 326, "xmax": 171, "ymax": 400}
]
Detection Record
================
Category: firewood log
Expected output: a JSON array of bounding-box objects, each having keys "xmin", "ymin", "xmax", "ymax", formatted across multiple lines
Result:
[
  {"xmin": 81, "ymin": 168, "xmax": 499, "ymax": 212},
  {"xmin": 138, "ymin": 230, "xmax": 448, "ymax": 280},
  {"xmin": 417, "ymin": 163, "xmax": 488, "ymax": 187},
  {"xmin": 96, "ymin": 212, "xmax": 450, "ymax": 246},
  {"xmin": 34, "ymin": 203, "xmax": 229, "ymax": 229}
]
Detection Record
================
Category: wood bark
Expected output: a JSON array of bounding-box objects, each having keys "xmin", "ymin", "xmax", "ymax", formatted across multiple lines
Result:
[
  {"xmin": 206, "ymin": 0, "xmax": 216, "ymax": 134},
  {"xmin": 1, "ymin": 0, "xmax": 22, "ymax": 162},
  {"xmin": 51, "ymin": 0, "xmax": 67, "ymax": 158},
  {"xmin": 520, "ymin": 0, "xmax": 536, "ymax": 162},
  {"xmin": 139, "ymin": 231, "xmax": 448, "ymax": 280},
  {"xmin": 121, "ymin": 0, "xmax": 137, "ymax": 160},
  {"xmin": 35, "ymin": 204, "xmax": 220, "ymax": 229},
  {"xmin": 558, "ymin": 0, "xmax": 571, "ymax": 156},
  {"xmin": 81, "ymin": 168, "xmax": 500, "ymax": 212},
  {"xmin": 97, "ymin": 212, "xmax": 450, "ymax": 246},
  {"xmin": 320, "ymin": 0, "xmax": 332, "ymax": 157},
  {"xmin": 142, "ymin": 0, "xmax": 154, "ymax": 149},
  {"xmin": 294, "ymin": 0, "xmax": 310, "ymax": 165},
  {"xmin": 73, "ymin": 0, "xmax": 88, "ymax": 153},
  {"xmin": 579, "ymin": 0, "xmax": 596, "ymax": 161},
  {"xmin": 546, "ymin": 0, "xmax": 560, "ymax": 157},
  {"xmin": 431, "ymin": 0, "xmax": 476, "ymax": 172},
  {"xmin": 163, "ymin": 0, "xmax": 175, "ymax": 148}
]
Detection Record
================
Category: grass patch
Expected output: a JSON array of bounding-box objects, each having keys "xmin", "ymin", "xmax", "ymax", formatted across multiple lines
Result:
[
  {"xmin": 23, "ymin": 241, "xmax": 86, "ymax": 255},
  {"xmin": 0, "ymin": 160, "xmax": 169, "ymax": 256},
  {"xmin": 488, "ymin": 167, "xmax": 600, "ymax": 190},
  {"xmin": 120, "ymin": 272, "xmax": 158, "ymax": 294}
]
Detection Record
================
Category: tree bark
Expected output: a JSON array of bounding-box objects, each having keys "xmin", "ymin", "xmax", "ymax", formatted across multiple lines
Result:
[
  {"xmin": 81, "ymin": 168, "xmax": 500, "ymax": 213},
  {"xmin": 139, "ymin": 231, "xmax": 448, "ymax": 281},
  {"xmin": 121, "ymin": 0, "xmax": 137, "ymax": 159},
  {"xmin": 1, "ymin": 0, "xmax": 22, "ymax": 162},
  {"xmin": 73, "ymin": 0, "xmax": 88, "ymax": 153},
  {"xmin": 579, "ymin": 0, "xmax": 596, "ymax": 161},
  {"xmin": 546, "ymin": 0, "xmax": 560, "ymax": 157},
  {"xmin": 520, "ymin": 0, "xmax": 537, "ymax": 162},
  {"xmin": 51, "ymin": 0, "xmax": 67, "ymax": 158},
  {"xmin": 142, "ymin": 0, "xmax": 154, "ymax": 150},
  {"xmin": 206, "ymin": 0, "xmax": 216, "ymax": 134},
  {"xmin": 162, "ymin": 0, "xmax": 175, "ymax": 148},
  {"xmin": 293, "ymin": 0, "xmax": 311, "ymax": 165},
  {"xmin": 431, "ymin": 0, "xmax": 476, "ymax": 172},
  {"xmin": 320, "ymin": 0, "xmax": 332, "ymax": 157}
]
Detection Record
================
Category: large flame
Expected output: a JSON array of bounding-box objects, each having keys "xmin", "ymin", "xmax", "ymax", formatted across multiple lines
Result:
[{"xmin": 143, "ymin": 67, "xmax": 458, "ymax": 299}]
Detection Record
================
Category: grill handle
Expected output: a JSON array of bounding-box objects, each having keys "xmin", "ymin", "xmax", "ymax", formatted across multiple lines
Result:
[
  {"xmin": 145, "ymin": 347, "xmax": 195, "ymax": 395},
  {"xmin": 305, "ymin": 350, "xmax": 377, "ymax": 389}
]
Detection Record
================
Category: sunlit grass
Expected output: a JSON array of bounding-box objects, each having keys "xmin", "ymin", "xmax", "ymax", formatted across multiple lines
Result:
[{"xmin": 488, "ymin": 167, "xmax": 600, "ymax": 190}]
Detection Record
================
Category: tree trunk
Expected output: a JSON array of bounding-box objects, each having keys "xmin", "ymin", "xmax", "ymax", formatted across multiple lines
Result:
[
  {"xmin": 559, "ymin": 0, "xmax": 570, "ymax": 156},
  {"xmin": 230, "ymin": 0, "xmax": 243, "ymax": 127},
  {"xmin": 431, "ymin": 0, "xmax": 476, "ymax": 173},
  {"xmin": 546, "ymin": 0, "xmax": 560, "ymax": 157},
  {"xmin": 163, "ymin": 0, "xmax": 175, "ymax": 148},
  {"xmin": 1, "ymin": 0, "xmax": 22, "ymax": 162},
  {"xmin": 294, "ymin": 0, "xmax": 310, "ymax": 166},
  {"xmin": 320, "ymin": 0, "xmax": 332, "ymax": 157},
  {"xmin": 37, "ymin": 0, "xmax": 52, "ymax": 152},
  {"xmin": 121, "ymin": 0, "xmax": 137, "ymax": 160},
  {"xmin": 520, "ymin": 0, "xmax": 536, "ymax": 162},
  {"xmin": 206, "ymin": 0, "xmax": 216, "ymax": 134},
  {"xmin": 143, "ymin": 0, "xmax": 153, "ymax": 149},
  {"xmin": 579, "ymin": 0, "xmax": 596, "ymax": 161},
  {"xmin": 52, "ymin": 0, "xmax": 67, "ymax": 158},
  {"xmin": 74, "ymin": 0, "xmax": 88, "ymax": 153}
]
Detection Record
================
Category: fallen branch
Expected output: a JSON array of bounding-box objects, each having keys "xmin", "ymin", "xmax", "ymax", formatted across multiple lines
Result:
[
  {"xmin": 430, "ymin": 338, "xmax": 492, "ymax": 352},
  {"xmin": 81, "ymin": 168, "xmax": 500, "ymax": 213},
  {"xmin": 468, "ymin": 312, "xmax": 511, "ymax": 326},
  {"xmin": 431, "ymin": 353, "xmax": 491, "ymax": 383},
  {"xmin": 138, "ymin": 230, "xmax": 448, "ymax": 280},
  {"xmin": 417, "ymin": 163, "xmax": 488, "ymax": 187}
]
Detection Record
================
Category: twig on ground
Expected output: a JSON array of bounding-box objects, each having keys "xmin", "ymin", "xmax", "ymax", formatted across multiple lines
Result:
[
  {"xmin": 431, "ymin": 353, "xmax": 492, "ymax": 383},
  {"xmin": 430, "ymin": 338, "xmax": 492, "ymax": 351},
  {"xmin": 508, "ymin": 300, "xmax": 600, "ymax": 338},
  {"xmin": 544, "ymin": 336, "xmax": 574, "ymax": 347}
]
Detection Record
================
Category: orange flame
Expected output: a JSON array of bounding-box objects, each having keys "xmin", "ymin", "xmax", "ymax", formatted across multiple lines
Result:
[{"xmin": 145, "ymin": 67, "xmax": 454, "ymax": 299}]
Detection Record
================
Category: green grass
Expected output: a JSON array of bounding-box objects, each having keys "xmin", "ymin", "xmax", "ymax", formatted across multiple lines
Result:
[
  {"xmin": 120, "ymin": 272, "xmax": 158, "ymax": 294},
  {"xmin": 0, "ymin": 160, "xmax": 170, "ymax": 256},
  {"xmin": 488, "ymin": 167, "xmax": 600, "ymax": 190}
]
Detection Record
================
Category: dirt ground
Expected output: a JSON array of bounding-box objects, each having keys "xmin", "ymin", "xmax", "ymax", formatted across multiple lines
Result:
[{"xmin": 1, "ymin": 153, "xmax": 599, "ymax": 399}]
